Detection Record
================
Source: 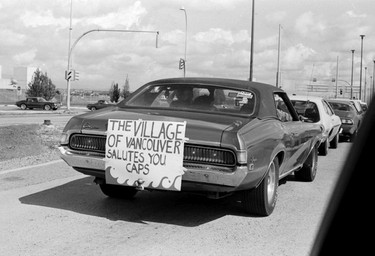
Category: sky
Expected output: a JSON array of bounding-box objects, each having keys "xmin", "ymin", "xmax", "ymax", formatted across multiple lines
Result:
[{"xmin": 0, "ymin": 0, "xmax": 374, "ymax": 93}]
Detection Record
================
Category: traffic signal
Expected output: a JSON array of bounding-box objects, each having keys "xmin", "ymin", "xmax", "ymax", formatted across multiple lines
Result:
[
  {"xmin": 65, "ymin": 70, "xmax": 73, "ymax": 80},
  {"xmin": 340, "ymin": 89, "xmax": 343, "ymax": 95},
  {"xmin": 179, "ymin": 58, "xmax": 185, "ymax": 70},
  {"xmin": 73, "ymin": 70, "xmax": 79, "ymax": 81}
]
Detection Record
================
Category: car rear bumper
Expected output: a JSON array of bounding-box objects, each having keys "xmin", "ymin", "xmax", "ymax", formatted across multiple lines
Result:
[
  {"xmin": 340, "ymin": 124, "xmax": 357, "ymax": 136},
  {"xmin": 59, "ymin": 146, "xmax": 262, "ymax": 193}
]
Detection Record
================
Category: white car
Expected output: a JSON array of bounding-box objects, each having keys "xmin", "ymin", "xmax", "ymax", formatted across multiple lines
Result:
[{"xmin": 290, "ymin": 95, "xmax": 342, "ymax": 156}]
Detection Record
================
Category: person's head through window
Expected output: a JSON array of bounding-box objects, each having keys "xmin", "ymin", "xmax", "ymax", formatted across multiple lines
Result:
[{"xmin": 171, "ymin": 86, "xmax": 194, "ymax": 107}]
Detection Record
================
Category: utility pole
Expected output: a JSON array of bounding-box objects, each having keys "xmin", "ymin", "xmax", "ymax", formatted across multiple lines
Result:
[
  {"xmin": 359, "ymin": 35, "xmax": 365, "ymax": 100},
  {"xmin": 66, "ymin": 0, "xmax": 73, "ymax": 110},
  {"xmin": 249, "ymin": 0, "xmax": 255, "ymax": 81},
  {"xmin": 276, "ymin": 24, "xmax": 281, "ymax": 88},
  {"xmin": 335, "ymin": 56, "xmax": 339, "ymax": 98},
  {"xmin": 350, "ymin": 50, "xmax": 355, "ymax": 99}
]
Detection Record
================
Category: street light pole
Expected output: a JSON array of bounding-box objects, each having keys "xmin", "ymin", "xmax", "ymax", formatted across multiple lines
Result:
[
  {"xmin": 373, "ymin": 60, "xmax": 375, "ymax": 101},
  {"xmin": 66, "ymin": 29, "xmax": 159, "ymax": 110},
  {"xmin": 249, "ymin": 0, "xmax": 255, "ymax": 81},
  {"xmin": 359, "ymin": 35, "xmax": 365, "ymax": 100},
  {"xmin": 350, "ymin": 49, "xmax": 355, "ymax": 99},
  {"xmin": 180, "ymin": 7, "xmax": 187, "ymax": 78},
  {"xmin": 364, "ymin": 66, "xmax": 367, "ymax": 103},
  {"xmin": 66, "ymin": 0, "xmax": 73, "ymax": 110}
]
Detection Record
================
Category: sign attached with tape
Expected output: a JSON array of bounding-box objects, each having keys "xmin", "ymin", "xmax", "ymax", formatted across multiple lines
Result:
[{"xmin": 105, "ymin": 119, "xmax": 187, "ymax": 191}]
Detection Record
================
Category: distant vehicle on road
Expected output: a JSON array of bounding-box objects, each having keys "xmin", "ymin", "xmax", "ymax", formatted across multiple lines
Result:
[
  {"xmin": 290, "ymin": 95, "xmax": 342, "ymax": 156},
  {"xmin": 15, "ymin": 97, "xmax": 60, "ymax": 110},
  {"xmin": 60, "ymin": 77, "xmax": 322, "ymax": 216},
  {"xmin": 327, "ymin": 99, "xmax": 362, "ymax": 142},
  {"xmin": 86, "ymin": 100, "xmax": 115, "ymax": 111}
]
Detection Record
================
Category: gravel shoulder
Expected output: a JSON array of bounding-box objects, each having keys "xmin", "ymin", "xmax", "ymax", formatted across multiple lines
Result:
[{"xmin": 0, "ymin": 123, "xmax": 63, "ymax": 171}]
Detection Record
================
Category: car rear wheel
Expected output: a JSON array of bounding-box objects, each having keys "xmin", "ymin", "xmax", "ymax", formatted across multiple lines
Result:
[
  {"xmin": 20, "ymin": 104, "xmax": 27, "ymax": 110},
  {"xmin": 318, "ymin": 139, "xmax": 328, "ymax": 156},
  {"xmin": 242, "ymin": 157, "xmax": 279, "ymax": 216},
  {"xmin": 295, "ymin": 145, "xmax": 318, "ymax": 182},
  {"xmin": 99, "ymin": 184, "xmax": 138, "ymax": 199},
  {"xmin": 329, "ymin": 133, "xmax": 339, "ymax": 149},
  {"xmin": 44, "ymin": 104, "xmax": 51, "ymax": 110}
]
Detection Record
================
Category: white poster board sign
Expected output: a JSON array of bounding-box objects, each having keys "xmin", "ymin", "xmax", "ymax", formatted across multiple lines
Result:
[{"xmin": 105, "ymin": 119, "xmax": 187, "ymax": 191}]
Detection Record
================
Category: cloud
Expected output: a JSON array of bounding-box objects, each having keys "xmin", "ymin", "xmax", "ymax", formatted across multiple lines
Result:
[
  {"xmin": 12, "ymin": 49, "xmax": 37, "ymax": 64},
  {"xmin": 346, "ymin": 11, "xmax": 366, "ymax": 18},
  {"xmin": 265, "ymin": 11, "xmax": 287, "ymax": 24},
  {"xmin": 294, "ymin": 12, "xmax": 326, "ymax": 38},
  {"xmin": 20, "ymin": 10, "xmax": 68, "ymax": 29},
  {"xmin": 283, "ymin": 44, "xmax": 316, "ymax": 70},
  {"xmin": 82, "ymin": 1, "xmax": 147, "ymax": 29},
  {"xmin": 0, "ymin": 29, "xmax": 26, "ymax": 46},
  {"xmin": 194, "ymin": 28, "xmax": 249, "ymax": 46}
]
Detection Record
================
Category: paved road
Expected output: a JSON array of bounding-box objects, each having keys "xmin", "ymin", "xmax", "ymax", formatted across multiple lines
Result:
[
  {"xmin": 0, "ymin": 105, "xmax": 88, "ymax": 127},
  {"xmin": 0, "ymin": 141, "xmax": 351, "ymax": 256}
]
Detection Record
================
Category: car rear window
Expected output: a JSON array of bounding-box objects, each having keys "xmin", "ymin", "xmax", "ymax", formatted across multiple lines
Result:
[{"xmin": 123, "ymin": 84, "xmax": 257, "ymax": 115}]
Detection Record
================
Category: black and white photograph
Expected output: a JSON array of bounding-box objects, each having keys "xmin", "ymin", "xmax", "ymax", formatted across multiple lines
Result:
[{"xmin": 0, "ymin": 0, "xmax": 374, "ymax": 255}]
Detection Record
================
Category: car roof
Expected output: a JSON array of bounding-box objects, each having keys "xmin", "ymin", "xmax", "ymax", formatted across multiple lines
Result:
[
  {"xmin": 289, "ymin": 95, "xmax": 325, "ymax": 103},
  {"xmin": 136, "ymin": 77, "xmax": 286, "ymax": 119},
  {"xmin": 145, "ymin": 77, "xmax": 284, "ymax": 94},
  {"xmin": 326, "ymin": 99, "xmax": 353, "ymax": 105}
]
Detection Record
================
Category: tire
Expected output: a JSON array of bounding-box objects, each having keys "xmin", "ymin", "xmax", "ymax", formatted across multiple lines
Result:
[
  {"xmin": 20, "ymin": 104, "xmax": 27, "ymax": 110},
  {"xmin": 318, "ymin": 139, "xmax": 328, "ymax": 156},
  {"xmin": 99, "ymin": 184, "xmax": 138, "ymax": 199},
  {"xmin": 44, "ymin": 104, "xmax": 51, "ymax": 110},
  {"xmin": 242, "ymin": 157, "xmax": 279, "ymax": 216},
  {"xmin": 295, "ymin": 146, "xmax": 318, "ymax": 182},
  {"xmin": 329, "ymin": 133, "xmax": 339, "ymax": 149},
  {"xmin": 90, "ymin": 107, "xmax": 97, "ymax": 111}
]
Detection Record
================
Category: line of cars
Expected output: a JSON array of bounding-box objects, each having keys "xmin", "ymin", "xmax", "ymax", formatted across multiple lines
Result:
[{"xmin": 57, "ymin": 78, "xmax": 367, "ymax": 217}]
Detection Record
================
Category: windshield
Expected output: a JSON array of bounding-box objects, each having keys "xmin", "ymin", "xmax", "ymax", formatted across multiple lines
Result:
[{"xmin": 121, "ymin": 84, "xmax": 257, "ymax": 115}]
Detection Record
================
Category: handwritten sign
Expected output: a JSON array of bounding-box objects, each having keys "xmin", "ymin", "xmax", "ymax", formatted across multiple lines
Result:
[{"xmin": 105, "ymin": 119, "xmax": 187, "ymax": 191}]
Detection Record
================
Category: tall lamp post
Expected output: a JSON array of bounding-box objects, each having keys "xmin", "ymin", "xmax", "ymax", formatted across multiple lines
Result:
[
  {"xmin": 66, "ymin": 0, "xmax": 73, "ymax": 110},
  {"xmin": 364, "ymin": 67, "xmax": 367, "ymax": 103},
  {"xmin": 66, "ymin": 29, "xmax": 159, "ymax": 110},
  {"xmin": 359, "ymin": 35, "xmax": 365, "ymax": 100},
  {"xmin": 350, "ymin": 49, "xmax": 355, "ymax": 99},
  {"xmin": 180, "ymin": 7, "xmax": 187, "ymax": 78},
  {"xmin": 373, "ymin": 59, "xmax": 375, "ymax": 101},
  {"xmin": 249, "ymin": 0, "xmax": 255, "ymax": 81}
]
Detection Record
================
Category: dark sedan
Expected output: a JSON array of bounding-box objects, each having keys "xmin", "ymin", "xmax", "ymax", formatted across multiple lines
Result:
[
  {"xmin": 15, "ymin": 97, "xmax": 60, "ymax": 110},
  {"xmin": 327, "ymin": 99, "xmax": 362, "ymax": 141},
  {"xmin": 59, "ymin": 77, "xmax": 322, "ymax": 216},
  {"xmin": 86, "ymin": 100, "xmax": 115, "ymax": 111}
]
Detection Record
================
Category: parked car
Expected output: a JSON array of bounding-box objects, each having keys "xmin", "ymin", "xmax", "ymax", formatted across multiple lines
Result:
[
  {"xmin": 15, "ymin": 97, "xmax": 60, "ymax": 110},
  {"xmin": 86, "ymin": 100, "xmax": 115, "ymax": 111},
  {"xmin": 290, "ymin": 95, "xmax": 342, "ymax": 156},
  {"xmin": 59, "ymin": 77, "xmax": 322, "ymax": 216},
  {"xmin": 326, "ymin": 99, "xmax": 362, "ymax": 142}
]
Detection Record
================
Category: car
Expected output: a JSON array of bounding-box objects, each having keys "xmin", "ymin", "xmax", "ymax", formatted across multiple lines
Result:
[
  {"xmin": 15, "ymin": 97, "xmax": 60, "ymax": 110},
  {"xmin": 290, "ymin": 95, "xmax": 342, "ymax": 156},
  {"xmin": 326, "ymin": 99, "xmax": 362, "ymax": 142},
  {"xmin": 59, "ymin": 77, "xmax": 322, "ymax": 216},
  {"xmin": 86, "ymin": 100, "xmax": 115, "ymax": 111}
]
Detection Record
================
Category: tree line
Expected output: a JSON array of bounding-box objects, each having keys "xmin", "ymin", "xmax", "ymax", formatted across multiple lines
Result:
[{"xmin": 25, "ymin": 69, "xmax": 131, "ymax": 103}]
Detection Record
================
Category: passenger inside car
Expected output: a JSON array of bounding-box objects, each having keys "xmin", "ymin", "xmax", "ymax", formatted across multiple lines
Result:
[{"xmin": 170, "ymin": 87, "xmax": 194, "ymax": 108}]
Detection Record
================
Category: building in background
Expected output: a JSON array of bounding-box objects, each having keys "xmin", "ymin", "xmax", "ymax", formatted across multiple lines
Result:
[{"xmin": 0, "ymin": 65, "xmax": 37, "ymax": 90}]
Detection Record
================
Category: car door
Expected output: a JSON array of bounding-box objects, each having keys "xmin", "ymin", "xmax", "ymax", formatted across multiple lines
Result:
[
  {"xmin": 274, "ymin": 93, "xmax": 307, "ymax": 174},
  {"xmin": 27, "ymin": 98, "xmax": 38, "ymax": 109},
  {"xmin": 322, "ymin": 99, "xmax": 341, "ymax": 141}
]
